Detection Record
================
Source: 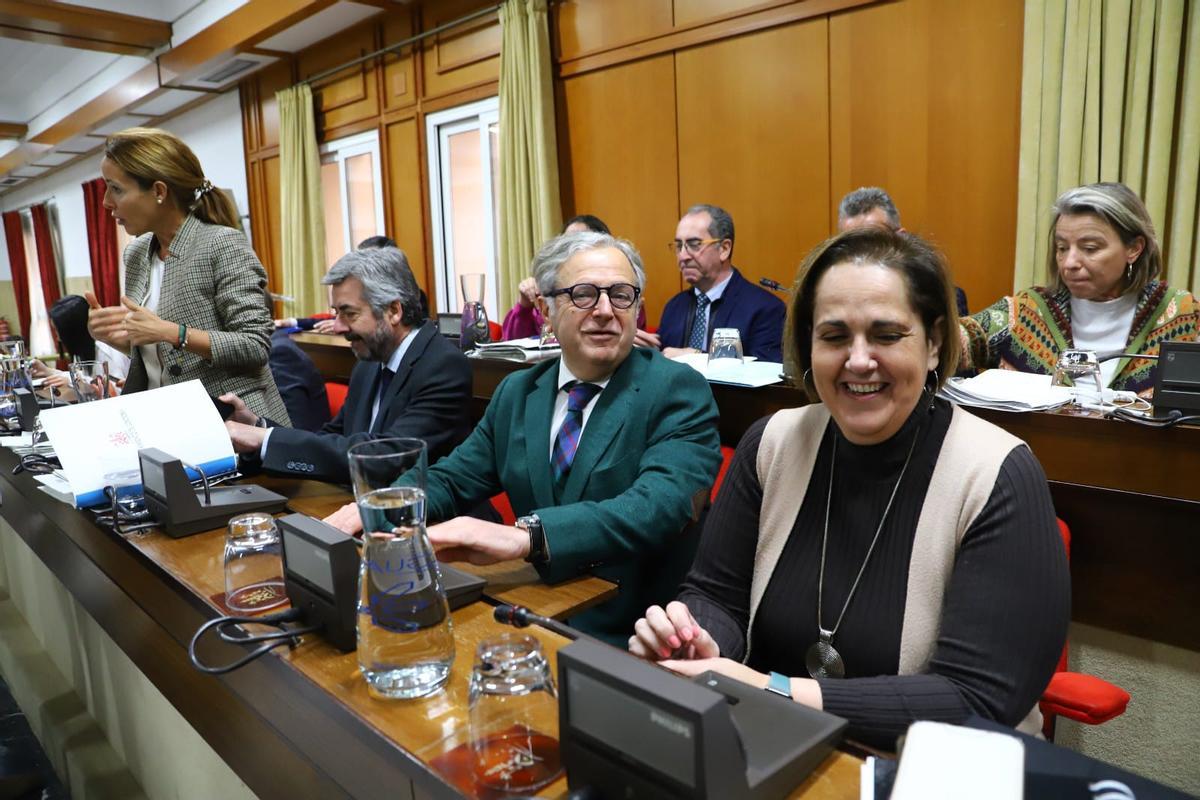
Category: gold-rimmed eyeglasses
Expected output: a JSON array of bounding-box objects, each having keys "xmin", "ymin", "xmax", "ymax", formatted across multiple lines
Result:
[{"xmin": 668, "ymin": 238, "xmax": 723, "ymax": 255}]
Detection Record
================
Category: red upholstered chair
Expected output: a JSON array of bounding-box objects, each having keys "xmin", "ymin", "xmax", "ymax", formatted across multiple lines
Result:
[
  {"xmin": 1040, "ymin": 519, "xmax": 1131, "ymax": 738},
  {"xmin": 325, "ymin": 382, "xmax": 349, "ymax": 419},
  {"xmin": 491, "ymin": 492, "xmax": 516, "ymax": 525},
  {"xmin": 709, "ymin": 445, "xmax": 736, "ymax": 503},
  {"xmin": 488, "ymin": 321, "xmax": 502, "ymax": 342}
]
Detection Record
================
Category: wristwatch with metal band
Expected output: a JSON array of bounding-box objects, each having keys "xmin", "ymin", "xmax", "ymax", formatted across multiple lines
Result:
[{"xmin": 517, "ymin": 513, "xmax": 547, "ymax": 564}]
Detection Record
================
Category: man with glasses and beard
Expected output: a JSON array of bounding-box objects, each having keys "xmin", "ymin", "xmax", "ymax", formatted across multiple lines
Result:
[
  {"xmin": 324, "ymin": 232, "xmax": 722, "ymax": 644},
  {"xmin": 221, "ymin": 246, "xmax": 471, "ymax": 484},
  {"xmin": 639, "ymin": 203, "xmax": 785, "ymax": 362}
]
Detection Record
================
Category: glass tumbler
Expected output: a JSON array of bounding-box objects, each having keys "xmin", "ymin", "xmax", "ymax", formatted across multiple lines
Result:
[
  {"xmin": 70, "ymin": 360, "xmax": 113, "ymax": 402},
  {"xmin": 349, "ymin": 437, "xmax": 454, "ymax": 699},
  {"xmin": 468, "ymin": 633, "xmax": 563, "ymax": 792},
  {"xmin": 1050, "ymin": 349, "xmax": 1103, "ymax": 410},
  {"xmin": 707, "ymin": 327, "xmax": 745, "ymax": 369},
  {"xmin": 224, "ymin": 512, "xmax": 287, "ymax": 613}
]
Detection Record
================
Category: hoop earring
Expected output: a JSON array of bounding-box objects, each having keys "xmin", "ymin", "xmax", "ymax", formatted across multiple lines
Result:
[
  {"xmin": 802, "ymin": 368, "xmax": 812, "ymax": 385},
  {"xmin": 925, "ymin": 369, "xmax": 940, "ymax": 411}
]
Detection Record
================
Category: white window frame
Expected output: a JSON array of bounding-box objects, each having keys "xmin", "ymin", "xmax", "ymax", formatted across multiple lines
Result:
[
  {"xmin": 425, "ymin": 96, "xmax": 500, "ymax": 319},
  {"xmin": 320, "ymin": 129, "xmax": 386, "ymax": 257}
]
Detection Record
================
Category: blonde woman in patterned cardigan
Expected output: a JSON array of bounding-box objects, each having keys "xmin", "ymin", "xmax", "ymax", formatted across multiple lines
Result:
[
  {"xmin": 960, "ymin": 182, "xmax": 1198, "ymax": 396},
  {"xmin": 86, "ymin": 127, "xmax": 290, "ymax": 424}
]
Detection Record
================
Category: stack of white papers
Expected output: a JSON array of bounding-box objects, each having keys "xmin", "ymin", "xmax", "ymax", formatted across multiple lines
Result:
[
  {"xmin": 940, "ymin": 369, "xmax": 1072, "ymax": 412},
  {"xmin": 888, "ymin": 721, "xmax": 1024, "ymax": 800},
  {"xmin": 470, "ymin": 337, "xmax": 561, "ymax": 363},
  {"xmin": 671, "ymin": 354, "xmax": 785, "ymax": 388}
]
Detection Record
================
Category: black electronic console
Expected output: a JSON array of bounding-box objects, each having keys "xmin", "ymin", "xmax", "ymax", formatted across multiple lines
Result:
[
  {"xmin": 14, "ymin": 388, "xmax": 39, "ymax": 432},
  {"xmin": 557, "ymin": 638, "xmax": 847, "ymax": 800},
  {"xmin": 1152, "ymin": 340, "xmax": 1200, "ymax": 416},
  {"xmin": 138, "ymin": 447, "xmax": 286, "ymax": 538}
]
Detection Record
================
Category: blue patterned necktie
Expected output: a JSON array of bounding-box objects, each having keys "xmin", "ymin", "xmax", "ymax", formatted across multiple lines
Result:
[
  {"xmin": 688, "ymin": 294, "xmax": 712, "ymax": 351},
  {"xmin": 551, "ymin": 381, "xmax": 602, "ymax": 482}
]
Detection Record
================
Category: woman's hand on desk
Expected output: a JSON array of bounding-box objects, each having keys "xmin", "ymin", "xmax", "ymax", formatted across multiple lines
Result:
[{"xmin": 630, "ymin": 601, "xmax": 719, "ymax": 661}]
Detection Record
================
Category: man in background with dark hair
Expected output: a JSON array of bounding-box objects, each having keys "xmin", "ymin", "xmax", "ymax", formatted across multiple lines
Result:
[
  {"xmin": 838, "ymin": 186, "xmax": 969, "ymax": 315},
  {"xmin": 646, "ymin": 204, "xmax": 785, "ymax": 362},
  {"xmin": 223, "ymin": 246, "xmax": 471, "ymax": 484}
]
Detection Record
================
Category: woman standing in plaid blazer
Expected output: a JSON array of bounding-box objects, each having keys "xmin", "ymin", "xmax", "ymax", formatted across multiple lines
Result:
[{"xmin": 86, "ymin": 128, "xmax": 290, "ymax": 425}]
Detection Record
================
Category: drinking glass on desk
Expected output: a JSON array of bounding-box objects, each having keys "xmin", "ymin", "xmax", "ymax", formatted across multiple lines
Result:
[
  {"xmin": 0, "ymin": 341, "xmax": 25, "ymax": 359},
  {"xmin": 469, "ymin": 633, "xmax": 563, "ymax": 792},
  {"xmin": 1051, "ymin": 349, "xmax": 1104, "ymax": 412},
  {"xmin": 70, "ymin": 360, "xmax": 113, "ymax": 403},
  {"xmin": 225, "ymin": 513, "xmax": 287, "ymax": 613},
  {"xmin": 708, "ymin": 328, "xmax": 744, "ymax": 369},
  {"xmin": 348, "ymin": 437, "xmax": 454, "ymax": 699}
]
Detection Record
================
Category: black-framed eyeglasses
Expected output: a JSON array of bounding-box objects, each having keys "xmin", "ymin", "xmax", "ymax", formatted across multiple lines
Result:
[
  {"xmin": 545, "ymin": 283, "xmax": 641, "ymax": 310},
  {"xmin": 668, "ymin": 238, "xmax": 722, "ymax": 255}
]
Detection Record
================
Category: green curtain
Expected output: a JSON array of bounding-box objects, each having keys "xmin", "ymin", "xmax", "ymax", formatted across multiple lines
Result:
[
  {"xmin": 1014, "ymin": 0, "xmax": 1199, "ymax": 295},
  {"xmin": 497, "ymin": 0, "xmax": 562, "ymax": 312},
  {"xmin": 275, "ymin": 84, "xmax": 327, "ymax": 317}
]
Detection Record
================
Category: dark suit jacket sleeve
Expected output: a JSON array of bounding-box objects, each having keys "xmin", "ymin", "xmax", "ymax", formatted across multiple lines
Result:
[
  {"xmin": 740, "ymin": 296, "xmax": 786, "ymax": 362},
  {"xmin": 263, "ymin": 335, "xmax": 471, "ymax": 484},
  {"xmin": 535, "ymin": 362, "xmax": 721, "ymax": 584},
  {"xmin": 657, "ymin": 291, "xmax": 690, "ymax": 349},
  {"xmin": 421, "ymin": 377, "xmax": 509, "ymax": 520}
]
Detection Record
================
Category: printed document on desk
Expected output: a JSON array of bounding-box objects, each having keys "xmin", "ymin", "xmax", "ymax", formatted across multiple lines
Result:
[
  {"xmin": 470, "ymin": 336, "xmax": 561, "ymax": 362},
  {"xmin": 37, "ymin": 380, "xmax": 236, "ymax": 508},
  {"xmin": 940, "ymin": 369, "xmax": 1072, "ymax": 412},
  {"xmin": 672, "ymin": 353, "xmax": 785, "ymax": 387}
]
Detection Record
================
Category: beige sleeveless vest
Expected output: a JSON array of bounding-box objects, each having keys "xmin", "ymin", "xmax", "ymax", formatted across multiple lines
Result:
[{"xmin": 749, "ymin": 403, "xmax": 1042, "ymax": 735}]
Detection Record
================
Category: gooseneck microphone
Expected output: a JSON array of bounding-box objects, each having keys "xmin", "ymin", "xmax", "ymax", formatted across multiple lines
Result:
[
  {"xmin": 759, "ymin": 277, "xmax": 787, "ymax": 292},
  {"xmin": 494, "ymin": 604, "xmax": 582, "ymax": 642}
]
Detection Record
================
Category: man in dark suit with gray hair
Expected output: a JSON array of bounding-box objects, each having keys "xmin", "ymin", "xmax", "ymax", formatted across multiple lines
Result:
[{"xmin": 221, "ymin": 246, "xmax": 472, "ymax": 484}]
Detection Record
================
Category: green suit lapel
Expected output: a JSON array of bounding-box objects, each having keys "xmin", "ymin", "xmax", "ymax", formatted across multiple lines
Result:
[
  {"xmin": 559, "ymin": 355, "xmax": 635, "ymax": 503},
  {"xmin": 524, "ymin": 361, "xmax": 559, "ymax": 509}
]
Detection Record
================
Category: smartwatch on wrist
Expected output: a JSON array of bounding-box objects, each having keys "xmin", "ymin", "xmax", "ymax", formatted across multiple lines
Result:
[
  {"xmin": 764, "ymin": 671, "xmax": 791, "ymax": 698},
  {"xmin": 516, "ymin": 514, "xmax": 547, "ymax": 564}
]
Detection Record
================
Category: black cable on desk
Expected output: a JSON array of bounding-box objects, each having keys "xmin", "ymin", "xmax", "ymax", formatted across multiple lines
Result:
[
  {"xmin": 189, "ymin": 608, "xmax": 322, "ymax": 675},
  {"xmin": 1108, "ymin": 408, "xmax": 1200, "ymax": 428}
]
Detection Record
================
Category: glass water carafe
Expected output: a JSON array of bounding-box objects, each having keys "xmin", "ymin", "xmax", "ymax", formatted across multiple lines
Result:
[{"xmin": 460, "ymin": 273, "xmax": 491, "ymax": 352}]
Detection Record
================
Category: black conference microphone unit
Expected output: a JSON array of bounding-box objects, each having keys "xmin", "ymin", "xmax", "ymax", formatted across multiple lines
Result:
[{"xmin": 495, "ymin": 605, "xmax": 847, "ymax": 800}]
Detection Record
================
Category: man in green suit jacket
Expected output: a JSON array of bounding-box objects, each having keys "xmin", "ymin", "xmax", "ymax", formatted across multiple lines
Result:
[{"xmin": 330, "ymin": 232, "xmax": 722, "ymax": 644}]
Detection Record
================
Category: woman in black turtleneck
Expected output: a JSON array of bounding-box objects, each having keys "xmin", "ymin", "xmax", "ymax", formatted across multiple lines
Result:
[{"xmin": 629, "ymin": 227, "xmax": 1070, "ymax": 750}]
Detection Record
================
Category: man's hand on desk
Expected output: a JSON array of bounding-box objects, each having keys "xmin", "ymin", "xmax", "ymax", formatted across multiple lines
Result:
[
  {"xmin": 312, "ymin": 318, "xmax": 338, "ymax": 334},
  {"xmin": 662, "ymin": 346, "xmax": 700, "ymax": 359},
  {"xmin": 218, "ymin": 392, "xmax": 259, "ymax": 426},
  {"xmin": 427, "ymin": 517, "xmax": 529, "ymax": 565},
  {"xmin": 225, "ymin": 420, "xmax": 266, "ymax": 453},
  {"xmin": 324, "ymin": 501, "xmax": 363, "ymax": 535},
  {"xmin": 634, "ymin": 329, "xmax": 661, "ymax": 349}
]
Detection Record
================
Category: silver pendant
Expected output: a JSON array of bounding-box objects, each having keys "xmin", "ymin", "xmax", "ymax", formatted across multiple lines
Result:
[{"xmin": 805, "ymin": 629, "xmax": 845, "ymax": 679}]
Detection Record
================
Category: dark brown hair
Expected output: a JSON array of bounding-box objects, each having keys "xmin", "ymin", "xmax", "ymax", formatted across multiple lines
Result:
[
  {"xmin": 785, "ymin": 226, "xmax": 960, "ymax": 400},
  {"xmin": 104, "ymin": 127, "xmax": 240, "ymax": 229}
]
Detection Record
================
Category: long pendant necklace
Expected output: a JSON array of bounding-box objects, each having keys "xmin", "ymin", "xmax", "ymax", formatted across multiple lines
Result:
[{"xmin": 805, "ymin": 425, "xmax": 922, "ymax": 680}]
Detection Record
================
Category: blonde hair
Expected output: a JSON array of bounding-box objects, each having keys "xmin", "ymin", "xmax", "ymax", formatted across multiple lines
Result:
[
  {"xmin": 1047, "ymin": 182, "xmax": 1160, "ymax": 296},
  {"xmin": 104, "ymin": 127, "xmax": 240, "ymax": 229}
]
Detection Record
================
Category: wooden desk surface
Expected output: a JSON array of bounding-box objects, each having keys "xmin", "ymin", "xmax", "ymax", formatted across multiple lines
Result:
[{"xmin": 0, "ymin": 450, "xmax": 860, "ymax": 799}]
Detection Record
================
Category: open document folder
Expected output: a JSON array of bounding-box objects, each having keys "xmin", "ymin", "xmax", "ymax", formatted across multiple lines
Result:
[
  {"xmin": 671, "ymin": 353, "xmax": 785, "ymax": 387},
  {"xmin": 939, "ymin": 369, "xmax": 1073, "ymax": 412},
  {"xmin": 469, "ymin": 336, "xmax": 561, "ymax": 362},
  {"xmin": 37, "ymin": 380, "xmax": 237, "ymax": 508}
]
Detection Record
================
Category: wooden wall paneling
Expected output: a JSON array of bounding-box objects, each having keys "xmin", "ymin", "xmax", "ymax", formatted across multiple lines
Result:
[
  {"xmin": 557, "ymin": 56, "xmax": 681, "ymax": 324},
  {"xmin": 299, "ymin": 23, "xmax": 381, "ymax": 136},
  {"xmin": 262, "ymin": 155, "xmax": 285, "ymax": 301},
  {"xmin": 675, "ymin": 19, "xmax": 831, "ymax": 291},
  {"xmin": 829, "ymin": 0, "xmax": 1024, "ymax": 313},
  {"xmin": 419, "ymin": 0, "xmax": 500, "ymax": 101},
  {"xmin": 381, "ymin": 11, "xmax": 418, "ymax": 111},
  {"xmin": 384, "ymin": 118, "xmax": 429, "ymax": 297},
  {"xmin": 553, "ymin": 0, "xmax": 673, "ymax": 62},
  {"xmin": 673, "ymin": 0, "xmax": 795, "ymax": 28},
  {"xmin": 240, "ymin": 77, "xmax": 260, "ymax": 154},
  {"xmin": 255, "ymin": 60, "xmax": 294, "ymax": 153},
  {"xmin": 247, "ymin": 158, "xmax": 274, "ymax": 288}
]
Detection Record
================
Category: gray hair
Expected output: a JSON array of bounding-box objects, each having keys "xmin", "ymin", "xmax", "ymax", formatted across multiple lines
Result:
[
  {"xmin": 1047, "ymin": 182, "xmax": 1161, "ymax": 295},
  {"xmin": 533, "ymin": 232, "xmax": 646, "ymax": 319},
  {"xmin": 323, "ymin": 246, "xmax": 426, "ymax": 326},
  {"xmin": 838, "ymin": 187, "xmax": 901, "ymax": 229},
  {"xmin": 683, "ymin": 203, "xmax": 735, "ymax": 247}
]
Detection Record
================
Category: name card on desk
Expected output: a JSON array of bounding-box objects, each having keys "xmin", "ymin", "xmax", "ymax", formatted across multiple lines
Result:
[{"xmin": 38, "ymin": 380, "xmax": 236, "ymax": 508}]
